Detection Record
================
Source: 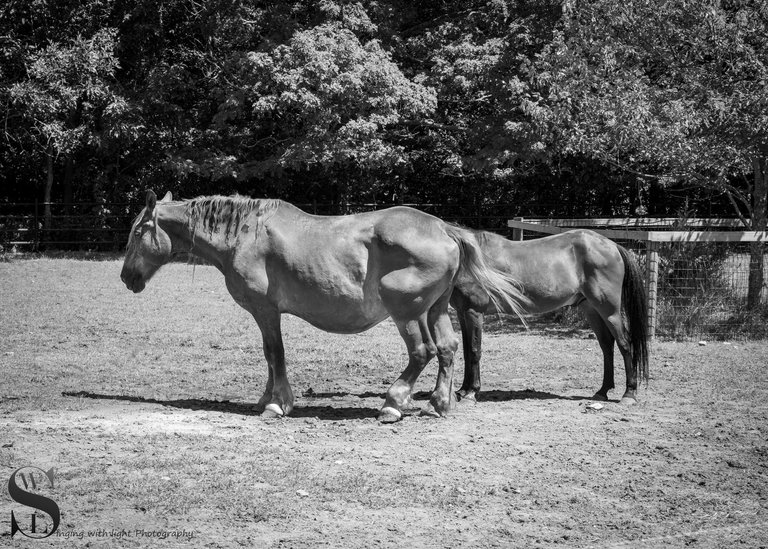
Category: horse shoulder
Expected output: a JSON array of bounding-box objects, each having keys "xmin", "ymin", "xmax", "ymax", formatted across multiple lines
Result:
[{"xmin": 224, "ymin": 224, "xmax": 275, "ymax": 309}]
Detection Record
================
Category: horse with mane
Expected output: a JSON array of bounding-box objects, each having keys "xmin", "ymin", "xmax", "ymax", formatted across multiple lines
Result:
[
  {"xmin": 120, "ymin": 191, "xmax": 527, "ymax": 422},
  {"xmin": 451, "ymin": 229, "xmax": 649, "ymax": 405}
]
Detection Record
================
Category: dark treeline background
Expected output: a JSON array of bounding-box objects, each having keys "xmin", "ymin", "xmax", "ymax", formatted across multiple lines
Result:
[{"xmin": 1, "ymin": 0, "xmax": 766, "ymax": 223}]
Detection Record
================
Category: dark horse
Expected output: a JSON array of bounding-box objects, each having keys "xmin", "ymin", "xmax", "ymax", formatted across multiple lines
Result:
[
  {"xmin": 120, "ymin": 191, "xmax": 527, "ymax": 422},
  {"xmin": 451, "ymin": 229, "xmax": 649, "ymax": 404}
]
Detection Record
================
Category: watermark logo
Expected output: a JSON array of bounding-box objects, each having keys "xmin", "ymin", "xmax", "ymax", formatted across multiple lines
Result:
[{"xmin": 7, "ymin": 466, "xmax": 60, "ymax": 539}]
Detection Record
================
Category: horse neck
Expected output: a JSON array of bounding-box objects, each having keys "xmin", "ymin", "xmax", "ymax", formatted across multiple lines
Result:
[{"xmin": 157, "ymin": 202, "xmax": 232, "ymax": 271}]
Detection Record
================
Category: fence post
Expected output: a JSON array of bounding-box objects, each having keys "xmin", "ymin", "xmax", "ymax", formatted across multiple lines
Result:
[
  {"xmin": 34, "ymin": 199, "xmax": 40, "ymax": 251},
  {"xmin": 645, "ymin": 240, "xmax": 659, "ymax": 339},
  {"xmin": 512, "ymin": 217, "xmax": 524, "ymax": 241}
]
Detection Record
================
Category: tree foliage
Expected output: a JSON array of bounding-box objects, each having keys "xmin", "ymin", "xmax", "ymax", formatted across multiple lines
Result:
[
  {"xmin": 9, "ymin": 28, "xmax": 131, "ymax": 159},
  {"xmin": 207, "ymin": 22, "xmax": 436, "ymax": 178},
  {"xmin": 529, "ymin": 0, "xmax": 768, "ymax": 223},
  {"xmin": 0, "ymin": 0, "xmax": 765, "ymax": 225}
]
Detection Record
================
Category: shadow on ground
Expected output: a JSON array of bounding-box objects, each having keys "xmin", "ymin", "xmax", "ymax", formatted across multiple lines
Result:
[
  {"xmin": 473, "ymin": 389, "xmax": 606, "ymax": 402},
  {"xmin": 63, "ymin": 391, "xmax": 380, "ymax": 420},
  {"xmin": 62, "ymin": 387, "xmax": 610, "ymax": 421}
]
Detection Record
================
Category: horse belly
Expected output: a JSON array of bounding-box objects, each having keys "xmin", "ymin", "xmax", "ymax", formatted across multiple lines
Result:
[
  {"xmin": 503, "ymin": 257, "xmax": 584, "ymax": 314},
  {"xmin": 518, "ymin": 286, "xmax": 583, "ymax": 314},
  {"xmin": 277, "ymin": 247, "xmax": 390, "ymax": 333},
  {"xmin": 287, "ymin": 295, "xmax": 390, "ymax": 334}
]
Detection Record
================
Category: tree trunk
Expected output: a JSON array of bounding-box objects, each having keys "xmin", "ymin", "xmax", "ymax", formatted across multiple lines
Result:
[
  {"xmin": 63, "ymin": 157, "xmax": 75, "ymax": 247},
  {"xmin": 43, "ymin": 149, "xmax": 54, "ymax": 243},
  {"xmin": 747, "ymin": 156, "xmax": 767, "ymax": 310},
  {"xmin": 63, "ymin": 156, "xmax": 74, "ymax": 209}
]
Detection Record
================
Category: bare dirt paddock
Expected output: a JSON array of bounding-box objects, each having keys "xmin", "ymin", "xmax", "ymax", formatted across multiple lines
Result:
[{"xmin": 1, "ymin": 259, "xmax": 767, "ymax": 548}]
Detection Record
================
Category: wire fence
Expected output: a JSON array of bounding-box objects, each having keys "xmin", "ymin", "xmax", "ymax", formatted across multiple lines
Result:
[
  {"xmin": 3, "ymin": 201, "xmax": 767, "ymax": 340},
  {"xmin": 640, "ymin": 241, "xmax": 767, "ymax": 340}
]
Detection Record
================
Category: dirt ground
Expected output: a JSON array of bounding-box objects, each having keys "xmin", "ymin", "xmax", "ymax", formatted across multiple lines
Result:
[{"xmin": 1, "ymin": 259, "xmax": 767, "ymax": 548}]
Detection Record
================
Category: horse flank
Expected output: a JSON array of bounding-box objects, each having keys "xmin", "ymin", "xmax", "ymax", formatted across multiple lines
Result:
[{"xmin": 185, "ymin": 195, "xmax": 281, "ymax": 242}]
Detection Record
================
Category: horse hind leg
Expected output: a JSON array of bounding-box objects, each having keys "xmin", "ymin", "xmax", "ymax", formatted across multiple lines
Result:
[
  {"xmin": 457, "ymin": 307, "xmax": 483, "ymax": 403},
  {"xmin": 584, "ymin": 303, "xmax": 638, "ymax": 405},
  {"xmin": 422, "ymin": 298, "xmax": 459, "ymax": 417},
  {"xmin": 581, "ymin": 303, "xmax": 616, "ymax": 401},
  {"xmin": 614, "ymin": 322, "xmax": 638, "ymax": 405},
  {"xmin": 379, "ymin": 316, "xmax": 437, "ymax": 423}
]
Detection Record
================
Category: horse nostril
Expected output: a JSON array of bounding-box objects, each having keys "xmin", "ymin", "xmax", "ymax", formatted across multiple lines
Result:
[{"xmin": 120, "ymin": 268, "xmax": 133, "ymax": 287}]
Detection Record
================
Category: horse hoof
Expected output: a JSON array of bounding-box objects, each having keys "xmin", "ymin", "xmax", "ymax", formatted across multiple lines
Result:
[
  {"xmin": 261, "ymin": 403, "xmax": 284, "ymax": 418},
  {"xmin": 619, "ymin": 396, "xmax": 638, "ymax": 406},
  {"xmin": 592, "ymin": 393, "xmax": 609, "ymax": 402},
  {"xmin": 419, "ymin": 407, "xmax": 441, "ymax": 419},
  {"xmin": 421, "ymin": 400, "xmax": 450, "ymax": 418},
  {"xmin": 378, "ymin": 406, "xmax": 402, "ymax": 423},
  {"xmin": 457, "ymin": 393, "xmax": 477, "ymax": 406},
  {"xmin": 402, "ymin": 400, "xmax": 420, "ymax": 414}
]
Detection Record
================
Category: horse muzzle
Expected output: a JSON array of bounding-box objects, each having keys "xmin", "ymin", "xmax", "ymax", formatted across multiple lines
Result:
[{"xmin": 120, "ymin": 269, "xmax": 146, "ymax": 293}]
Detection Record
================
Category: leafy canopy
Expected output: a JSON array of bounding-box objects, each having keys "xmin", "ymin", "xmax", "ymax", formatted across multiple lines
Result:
[{"xmin": 529, "ymin": 0, "xmax": 768, "ymax": 189}]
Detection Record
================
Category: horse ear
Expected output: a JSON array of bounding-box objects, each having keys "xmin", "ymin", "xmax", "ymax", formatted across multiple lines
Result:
[
  {"xmin": 160, "ymin": 191, "xmax": 173, "ymax": 202},
  {"xmin": 146, "ymin": 190, "xmax": 157, "ymax": 211}
]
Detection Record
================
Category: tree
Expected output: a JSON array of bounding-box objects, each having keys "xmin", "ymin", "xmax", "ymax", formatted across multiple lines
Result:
[
  {"xmin": 204, "ymin": 22, "xmax": 436, "ymax": 197},
  {"xmin": 526, "ymin": 0, "xmax": 768, "ymax": 308},
  {"xmin": 8, "ymin": 28, "xmax": 133, "ymax": 230}
]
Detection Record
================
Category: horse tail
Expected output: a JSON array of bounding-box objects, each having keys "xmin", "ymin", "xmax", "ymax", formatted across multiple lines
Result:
[
  {"xmin": 443, "ymin": 224, "xmax": 529, "ymax": 327},
  {"xmin": 617, "ymin": 245, "xmax": 649, "ymax": 383}
]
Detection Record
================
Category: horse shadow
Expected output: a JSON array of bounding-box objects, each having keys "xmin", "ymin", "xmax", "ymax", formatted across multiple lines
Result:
[
  {"xmin": 62, "ymin": 391, "xmax": 380, "ymax": 421},
  {"xmin": 472, "ymin": 389, "xmax": 609, "ymax": 402},
  {"xmin": 413, "ymin": 389, "xmax": 606, "ymax": 402},
  {"xmin": 288, "ymin": 389, "xmax": 607, "ymax": 403},
  {"xmin": 63, "ymin": 387, "xmax": 610, "ymax": 421}
]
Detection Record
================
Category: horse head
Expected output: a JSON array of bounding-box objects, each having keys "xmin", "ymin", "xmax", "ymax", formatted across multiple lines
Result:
[{"xmin": 120, "ymin": 190, "xmax": 173, "ymax": 293}]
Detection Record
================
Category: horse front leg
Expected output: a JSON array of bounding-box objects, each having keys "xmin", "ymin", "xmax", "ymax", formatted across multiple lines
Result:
[
  {"xmin": 254, "ymin": 309, "xmax": 294, "ymax": 418},
  {"xmin": 254, "ymin": 365, "xmax": 274, "ymax": 412},
  {"xmin": 457, "ymin": 307, "xmax": 483, "ymax": 402}
]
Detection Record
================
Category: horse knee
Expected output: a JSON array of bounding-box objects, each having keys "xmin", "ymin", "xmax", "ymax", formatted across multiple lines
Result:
[
  {"xmin": 411, "ymin": 342, "xmax": 436, "ymax": 365},
  {"xmin": 437, "ymin": 333, "xmax": 459, "ymax": 362}
]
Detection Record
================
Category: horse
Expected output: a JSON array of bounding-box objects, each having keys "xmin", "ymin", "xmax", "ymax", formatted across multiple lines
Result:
[
  {"xmin": 450, "ymin": 229, "xmax": 649, "ymax": 405},
  {"xmin": 120, "ymin": 191, "xmax": 527, "ymax": 422}
]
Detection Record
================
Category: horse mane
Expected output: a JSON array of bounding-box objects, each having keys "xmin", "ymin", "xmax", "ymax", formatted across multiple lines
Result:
[{"xmin": 185, "ymin": 195, "xmax": 281, "ymax": 241}]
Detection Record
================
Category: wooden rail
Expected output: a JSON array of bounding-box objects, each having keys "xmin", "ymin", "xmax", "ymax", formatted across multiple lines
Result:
[
  {"xmin": 521, "ymin": 217, "xmax": 744, "ymax": 228},
  {"xmin": 507, "ymin": 218, "xmax": 768, "ymax": 243}
]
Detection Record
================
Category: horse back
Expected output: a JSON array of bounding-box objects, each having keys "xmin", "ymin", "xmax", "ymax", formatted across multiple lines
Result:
[
  {"xmin": 228, "ymin": 203, "xmax": 460, "ymax": 329},
  {"xmin": 453, "ymin": 229, "xmax": 624, "ymax": 314}
]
